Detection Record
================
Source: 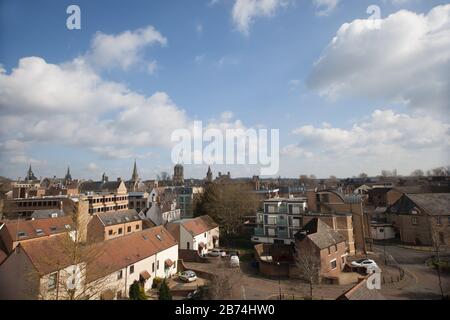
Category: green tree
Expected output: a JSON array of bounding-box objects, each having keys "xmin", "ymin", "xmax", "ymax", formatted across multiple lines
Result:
[
  {"xmin": 129, "ymin": 281, "xmax": 148, "ymax": 300},
  {"xmin": 158, "ymin": 279, "xmax": 172, "ymax": 300}
]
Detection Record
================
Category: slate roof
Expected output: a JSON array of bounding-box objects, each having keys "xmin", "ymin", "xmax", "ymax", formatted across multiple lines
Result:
[
  {"xmin": 295, "ymin": 218, "xmax": 345, "ymax": 249},
  {"xmin": 96, "ymin": 209, "xmax": 140, "ymax": 226},
  {"xmin": 31, "ymin": 209, "xmax": 65, "ymax": 219},
  {"xmin": 406, "ymin": 193, "xmax": 450, "ymax": 216},
  {"xmin": 79, "ymin": 180, "xmax": 123, "ymax": 193}
]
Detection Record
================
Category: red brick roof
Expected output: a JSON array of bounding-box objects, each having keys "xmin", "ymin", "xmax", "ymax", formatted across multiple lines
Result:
[
  {"xmin": 180, "ymin": 215, "xmax": 218, "ymax": 236},
  {"xmin": 86, "ymin": 226, "xmax": 177, "ymax": 282},
  {"xmin": 2, "ymin": 216, "xmax": 73, "ymax": 244},
  {"xmin": 20, "ymin": 234, "xmax": 75, "ymax": 275}
]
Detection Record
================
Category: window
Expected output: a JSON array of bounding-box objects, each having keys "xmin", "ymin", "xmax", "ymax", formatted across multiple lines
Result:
[
  {"xmin": 118, "ymin": 228, "xmax": 123, "ymax": 234},
  {"xmin": 130, "ymin": 265, "xmax": 134, "ymax": 274},
  {"xmin": 117, "ymin": 270, "xmax": 123, "ymax": 280},
  {"xmin": 157, "ymin": 260, "xmax": 160, "ymax": 270},
  {"xmin": 116, "ymin": 291, "xmax": 122, "ymax": 299},
  {"xmin": 108, "ymin": 230, "xmax": 113, "ymax": 236},
  {"xmin": 48, "ymin": 272, "xmax": 57, "ymax": 290},
  {"xmin": 136, "ymin": 224, "xmax": 140, "ymax": 230},
  {"xmin": 436, "ymin": 217, "xmax": 442, "ymax": 226},
  {"xmin": 411, "ymin": 217, "xmax": 418, "ymax": 225},
  {"xmin": 330, "ymin": 259, "xmax": 337, "ymax": 270},
  {"xmin": 127, "ymin": 226, "xmax": 131, "ymax": 233},
  {"xmin": 204, "ymin": 232, "xmax": 207, "ymax": 237},
  {"xmin": 152, "ymin": 262, "xmax": 155, "ymax": 273},
  {"xmin": 379, "ymin": 228, "xmax": 384, "ymax": 233},
  {"xmin": 187, "ymin": 242, "xmax": 190, "ymax": 250}
]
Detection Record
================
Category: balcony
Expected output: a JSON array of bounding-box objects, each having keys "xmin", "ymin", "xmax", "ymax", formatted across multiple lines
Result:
[
  {"xmin": 277, "ymin": 230, "xmax": 289, "ymax": 239},
  {"xmin": 277, "ymin": 218, "xmax": 288, "ymax": 227},
  {"xmin": 254, "ymin": 227, "xmax": 265, "ymax": 237}
]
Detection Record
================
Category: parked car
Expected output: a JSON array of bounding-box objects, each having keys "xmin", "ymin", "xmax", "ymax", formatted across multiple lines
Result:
[
  {"xmin": 228, "ymin": 251, "xmax": 239, "ymax": 257},
  {"xmin": 179, "ymin": 270, "xmax": 197, "ymax": 282},
  {"xmin": 351, "ymin": 259, "xmax": 378, "ymax": 270},
  {"xmin": 208, "ymin": 249, "xmax": 222, "ymax": 257},
  {"xmin": 230, "ymin": 255, "xmax": 240, "ymax": 268}
]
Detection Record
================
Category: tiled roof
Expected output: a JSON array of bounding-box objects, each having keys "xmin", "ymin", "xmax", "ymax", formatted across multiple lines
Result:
[
  {"xmin": 179, "ymin": 215, "xmax": 218, "ymax": 236},
  {"xmin": 31, "ymin": 209, "xmax": 65, "ymax": 219},
  {"xmin": 337, "ymin": 279, "xmax": 385, "ymax": 300},
  {"xmin": 96, "ymin": 209, "xmax": 140, "ymax": 226},
  {"xmin": 165, "ymin": 223, "xmax": 181, "ymax": 243},
  {"xmin": 86, "ymin": 226, "xmax": 177, "ymax": 282},
  {"xmin": 20, "ymin": 234, "xmax": 75, "ymax": 275},
  {"xmin": 2, "ymin": 216, "xmax": 73, "ymax": 243},
  {"xmin": 295, "ymin": 218, "xmax": 345, "ymax": 249}
]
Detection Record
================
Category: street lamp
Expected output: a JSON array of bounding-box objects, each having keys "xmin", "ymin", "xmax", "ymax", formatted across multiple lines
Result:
[{"xmin": 276, "ymin": 262, "xmax": 282, "ymax": 300}]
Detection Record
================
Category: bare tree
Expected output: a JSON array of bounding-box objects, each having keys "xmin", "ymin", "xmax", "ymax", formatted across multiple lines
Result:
[
  {"xmin": 294, "ymin": 244, "xmax": 320, "ymax": 300},
  {"xmin": 411, "ymin": 169, "xmax": 424, "ymax": 177},
  {"xmin": 24, "ymin": 200, "xmax": 115, "ymax": 300},
  {"xmin": 429, "ymin": 216, "xmax": 446, "ymax": 300},
  {"xmin": 358, "ymin": 173, "xmax": 368, "ymax": 179},
  {"xmin": 196, "ymin": 182, "xmax": 259, "ymax": 236},
  {"xmin": 207, "ymin": 261, "xmax": 242, "ymax": 299}
]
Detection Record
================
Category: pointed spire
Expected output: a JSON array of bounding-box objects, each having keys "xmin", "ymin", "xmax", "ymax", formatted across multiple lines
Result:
[
  {"xmin": 131, "ymin": 159, "xmax": 139, "ymax": 181},
  {"xmin": 65, "ymin": 166, "xmax": 72, "ymax": 181},
  {"xmin": 206, "ymin": 165, "xmax": 212, "ymax": 182}
]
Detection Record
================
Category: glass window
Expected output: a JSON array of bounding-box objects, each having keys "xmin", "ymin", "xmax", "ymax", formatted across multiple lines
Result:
[{"xmin": 48, "ymin": 273, "xmax": 57, "ymax": 290}]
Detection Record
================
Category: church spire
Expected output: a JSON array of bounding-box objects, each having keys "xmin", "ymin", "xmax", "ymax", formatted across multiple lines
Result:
[
  {"xmin": 131, "ymin": 160, "xmax": 139, "ymax": 181},
  {"xmin": 65, "ymin": 166, "xmax": 72, "ymax": 181}
]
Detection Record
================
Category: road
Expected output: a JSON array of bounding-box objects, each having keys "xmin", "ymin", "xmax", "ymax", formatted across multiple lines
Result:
[{"xmin": 374, "ymin": 244, "xmax": 450, "ymax": 300}]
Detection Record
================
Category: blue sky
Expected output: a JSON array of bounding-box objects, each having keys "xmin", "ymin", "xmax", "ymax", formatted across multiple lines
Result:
[{"xmin": 0, "ymin": 0, "xmax": 449, "ymax": 180}]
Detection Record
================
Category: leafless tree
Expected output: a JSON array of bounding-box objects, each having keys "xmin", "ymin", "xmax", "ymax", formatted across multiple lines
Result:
[
  {"xmin": 429, "ymin": 216, "xmax": 447, "ymax": 299},
  {"xmin": 24, "ymin": 201, "xmax": 115, "ymax": 300},
  {"xmin": 294, "ymin": 244, "xmax": 320, "ymax": 300},
  {"xmin": 358, "ymin": 173, "xmax": 368, "ymax": 179},
  {"xmin": 411, "ymin": 169, "xmax": 425, "ymax": 177},
  {"xmin": 196, "ymin": 182, "xmax": 259, "ymax": 236},
  {"xmin": 207, "ymin": 261, "xmax": 242, "ymax": 299}
]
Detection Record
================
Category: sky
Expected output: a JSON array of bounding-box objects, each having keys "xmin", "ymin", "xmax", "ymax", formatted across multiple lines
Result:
[{"xmin": 0, "ymin": 0, "xmax": 449, "ymax": 180}]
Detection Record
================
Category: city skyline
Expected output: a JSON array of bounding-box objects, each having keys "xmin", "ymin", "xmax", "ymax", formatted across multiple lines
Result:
[{"xmin": 0, "ymin": 0, "xmax": 449, "ymax": 180}]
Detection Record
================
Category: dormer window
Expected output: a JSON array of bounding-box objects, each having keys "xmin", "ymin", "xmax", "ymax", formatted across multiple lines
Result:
[
  {"xmin": 17, "ymin": 231, "xmax": 26, "ymax": 238},
  {"xmin": 36, "ymin": 229, "xmax": 44, "ymax": 236}
]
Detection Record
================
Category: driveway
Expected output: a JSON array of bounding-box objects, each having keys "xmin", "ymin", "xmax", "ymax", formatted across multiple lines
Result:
[
  {"xmin": 373, "ymin": 244, "xmax": 450, "ymax": 299},
  {"xmin": 185, "ymin": 257, "xmax": 353, "ymax": 300}
]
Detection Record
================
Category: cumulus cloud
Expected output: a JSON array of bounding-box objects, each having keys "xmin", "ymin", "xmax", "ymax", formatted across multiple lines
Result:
[
  {"xmin": 232, "ymin": 0, "xmax": 289, "ymax": 35},
  {"xmin": 85, "ymin": 25, "xmax": 167, "ymax": 71},
  {"xmin": 0, "ymin": 54, "xmax": 188, "ymax": 163},
  {"xmin": 291, "ymin": 109, "xmax": 450, "ymax": 157},
  {"xmin": 308, "ymin": 5, "xmax": 450, "ymax": 116}
]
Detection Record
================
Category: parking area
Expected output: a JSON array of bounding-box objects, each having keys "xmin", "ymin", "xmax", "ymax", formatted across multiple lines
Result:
[{"xmin": 184, "ymin": 256, "xmax": 354, "ymax": 300}]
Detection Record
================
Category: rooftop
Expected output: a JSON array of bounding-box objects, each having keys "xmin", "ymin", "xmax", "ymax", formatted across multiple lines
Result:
[{"xmin": 96, "ymin": 209, "xmax": 140, "ymax": 226}]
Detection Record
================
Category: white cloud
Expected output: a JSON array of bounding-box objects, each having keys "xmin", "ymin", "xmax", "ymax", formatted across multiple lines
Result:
[
  {"xmin": 313, "ymin": 0, "xmax": 340, "ymax": 16},
  {"xmin": 281, "ymin": 144, "xmax": 313, "ymax": 158},
  {"xmin": 291, "ymin": 109, "xmax": 449, "ymax": 159},
  {"xmin": 232, "ymin": 0, "xmax": 289, "ymax": 35},
  {"xmin": 85, "ymin": 25, "xmax": 167, "ymax": 71},
  {"xmin": 0, "ymin": 56, "xmax": 189, "ymax": 162},
  {"xmin": 308, "ymin": 5, "xmax": 450, "ymax": 116}
]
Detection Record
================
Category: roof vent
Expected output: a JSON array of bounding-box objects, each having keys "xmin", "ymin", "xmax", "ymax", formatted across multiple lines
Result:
[{"xmin": 156, "ymin": 234, "xmax": 162, "ymax": 241}]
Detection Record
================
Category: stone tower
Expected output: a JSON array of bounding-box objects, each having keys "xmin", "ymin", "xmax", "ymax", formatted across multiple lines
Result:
[{"xmin": 173, "ymin": 164, "xmax": 184, "ymax": 186}]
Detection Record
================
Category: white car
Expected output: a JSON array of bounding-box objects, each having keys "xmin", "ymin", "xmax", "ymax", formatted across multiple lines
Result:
[
  {"xmin": 179, "ymin": 270, "xmax": 197, "ymax": 282},
  {"xmin": 230, "ymin": 255, "xmax": 240, "ymax": 268},
  {"xmin": 351, "ymin": 259, "xmax": 378, "ymax": 270},
  {"xmin": 208, "ymin": 249, "xmax": 222, "ymax": 257}
]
